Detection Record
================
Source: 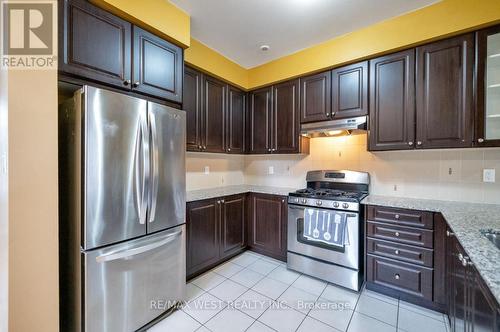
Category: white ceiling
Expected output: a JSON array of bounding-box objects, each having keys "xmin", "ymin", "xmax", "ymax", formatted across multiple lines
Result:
[{"xmin": 170, "ymin": 0, "xmax": 440, "ymax": 68}]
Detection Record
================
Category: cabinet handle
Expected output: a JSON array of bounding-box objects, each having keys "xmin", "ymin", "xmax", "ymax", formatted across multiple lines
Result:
[
  {"xmin": 221, "ymin": 199, "xmax": 225, "ymax": 203},
  {"xmin": 268, "ymin": 148, "xmax": 271, "ymax": 152},
  {"xmin": 394, "ymin": 214, "xmax": 400, "ymax": 220},
  {"xmin": 198, "ymin": 145, "xmax": 202, "ymax": 150},
  {"xmin": 394, "ymin": 274, "xmax": 400, "ymax": 280},
  {"xmin": 395, "ymin": 232, "xmax": 400, "ymax": 237},
  {"xmin": 446, "ymin": 230, "xmax": 454, "ymax": 237},
  {"xmin": 217, "ymin": 200, "xmax": 221, "ymax": 204},
  {"xmin": 227, "ymin": 148, "xmax": 231, "ymax": 152},
  {"xmin": 326, "ymin": 112, "xmax": 330, "ymax": 116},
  {"xmin": 395, "ymin": 250, "xmax": 400, "ymax": 255},
  {"xmin": 416, "ymin": 141, "xmax": 422, "ymax": 146},
  {"xmin": 132, "ymin": 81, "xmax": 140, "ymax": 88},
  {"xmin": 408, "ymin": 142, "xmax": 414, "ymax": 146},
  {"xmin": 123, "ymin": 79, "xmax": 131, "ymax": 86},
  {"xmin": 203, "ymin": 146, "xmax": 206, "ymax": 150},
  {"xmin": 281, "ymin": 199, "xmax": 285, "ymax": 203},
  {"xmin": 478, "ymin": 138, "xmax": 484, "ymax": 143},
  {"xmin": 458, "ymin": 253, "xmax": 463, "ymax": 262}
]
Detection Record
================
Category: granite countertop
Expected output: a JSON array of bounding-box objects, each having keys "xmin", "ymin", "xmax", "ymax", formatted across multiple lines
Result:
[
  {"xmin": 362, "ymin": 195, "xmax": 500, "ymax": 304},
  {"xmin": 186, "ymin": 184, "xmax": 298, "ymax": 202}
]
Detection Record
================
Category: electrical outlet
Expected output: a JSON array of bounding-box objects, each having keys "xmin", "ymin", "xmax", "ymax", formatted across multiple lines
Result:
[
  {"xmin": 393, "ymin": 184, "xmax": 398, "ymax": 192},
  {"xmin": 268, "ymin": 166, "xmax": 274, "ymax": 175},
  {"xmin": 204, "ymin": 166, "xmax": 210, "ymax": 175},
  {"xmin": 483, "ymin": 169, "xmax": 496, "ymax": 183}
]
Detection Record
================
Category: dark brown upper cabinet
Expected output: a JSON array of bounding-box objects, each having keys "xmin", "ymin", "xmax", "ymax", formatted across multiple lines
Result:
[
  {"xmin": 202, "ymin": 75, "xmax": 227, "ymax": 153},
  {"xmin": 300, "ymin": 71, "xmax": 332, "ymax": 123},
  {"xmin": 416, "ymin": 33, "xmax": 474, "ymax": 149},
  {"xmin": 59, "ymin": 0, "xmax": 183, "ymax": 103},
  {"xmin": 332, "ymin": 61, "xmax": 368, "ymax": 119},
  {"xmin": 132, "ymin": 27, "xmax": 183, "ymax": 103},
  {"xmin": 247, "ymin": 193, "xmax": 287, "ymax": 261},
  {"xmin": 369, "ymin": 50, "xmax": 416, "ymax": 151},
  {"xmin": 248, "ymin": 86, "xmax": 273, "ymax": 154},
  {"xmin": 184, "ymin": 66, "xmax": 202, "ymax": 151},
  {"xmin": 59, "ymin": 0, "xmax": 131, "ymax": 88},
  {"xmin": 476, "ymin": 25, "xmax": 500, "ymax": 147},
  {"xmin": 226, "ymin": 86, "xmax": 246, "ymax": 154},
  {"xmin": 273, "ymin": 79, "xmax": 300, "ymax": 153}
]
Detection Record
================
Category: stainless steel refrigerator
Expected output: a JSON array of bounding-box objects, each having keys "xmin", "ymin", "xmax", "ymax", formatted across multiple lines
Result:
[{"xmin": 59, "ymin": 85, "xmax": 186, "ymax": 332}]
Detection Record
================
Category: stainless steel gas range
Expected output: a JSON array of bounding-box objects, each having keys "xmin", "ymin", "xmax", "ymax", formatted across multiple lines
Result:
[{"xmin": 287, "ymin": 170, "xmax": 370, "ymax": 291}]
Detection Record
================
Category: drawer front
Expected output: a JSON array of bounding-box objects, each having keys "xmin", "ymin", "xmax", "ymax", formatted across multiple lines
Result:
[
  {"xmin": 367, "ymin": 221, "xmax": 434, "ymax": 248},
  {"xmin": 367, "ymin": 206, "xmax": 434, "ymax": 229},
  {"xmin": 367, "ymin": 254, "xmax": 433, "ymax": 300},
  {"xmin": 367, "ymin": 238, "xmax": 434, "ymax": 267}
]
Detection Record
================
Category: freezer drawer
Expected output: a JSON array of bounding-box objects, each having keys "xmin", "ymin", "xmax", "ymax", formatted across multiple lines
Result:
[{"xmin": 83, "ymin": 225, "xmax": 186, "ymax": 332}]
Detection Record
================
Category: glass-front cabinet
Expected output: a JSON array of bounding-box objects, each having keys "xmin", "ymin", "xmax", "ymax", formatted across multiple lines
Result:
[{"xmin": 477, "ymin": 25, "xmax": 500, "ymax": 146}]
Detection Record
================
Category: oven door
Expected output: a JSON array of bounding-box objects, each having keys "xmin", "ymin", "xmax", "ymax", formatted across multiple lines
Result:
[{"xmin": 287, "ymin": 204, "xmax": 359, "ymax": 270}]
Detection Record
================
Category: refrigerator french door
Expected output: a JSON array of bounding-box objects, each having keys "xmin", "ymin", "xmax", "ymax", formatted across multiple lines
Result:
[{"xmin": 59, "ymin": 85, "xmax": 186, "ymax": 332}]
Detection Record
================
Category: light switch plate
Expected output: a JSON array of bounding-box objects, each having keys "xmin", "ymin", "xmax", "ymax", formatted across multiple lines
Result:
[
  {"xmin": 268, "ymin": 166, "xmax": 274, "ymax": 175},
  {"xmin": 204, "ymin": 166, "xmax": 210, "ymax": 175},
  {"xmin": 483, "ymin": 169, "xmax": 496, "ymax": 183}
]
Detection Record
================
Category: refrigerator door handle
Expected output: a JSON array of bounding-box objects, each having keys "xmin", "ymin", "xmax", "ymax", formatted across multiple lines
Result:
[
  {"xmin": 134, "ymin": 124, "xmax": 143, "ymax": 223},
  {"xmin": 139, "ymin": 111, "xmax": 150, "ymax": 225},
  {"xmin": 148, "ymin": 110, "xmax": 159, "ymax": 223},
  {"xmin": 95, "ymin": 229, "xmax": 182, "ymax": 263}
]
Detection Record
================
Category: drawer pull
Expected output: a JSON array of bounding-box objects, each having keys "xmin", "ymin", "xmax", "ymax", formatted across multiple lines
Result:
[
  {"xmin": 395, "ymin": 214, "xmax": 400, "ymax": 220},
  {"xmin": 394, "ymin": 274, "xmax": 400, "ymax": 280},
  {"xmin": 395, "ymin": 250, "xmax": 400, "ymax": 255},
  {"xmin": 395, "ymin": 232, "xmax": 400, "ymax": 237}
]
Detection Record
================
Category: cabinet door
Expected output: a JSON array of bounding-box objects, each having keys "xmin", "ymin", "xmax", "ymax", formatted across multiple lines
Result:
[
  {"xmin": 476, "ymin": 25, "xmax": 500, "ymax": 147},
  {"xmin": 469, "ymin": 265, "xmax": 499, "ymax": 332},
  {"xmin": 273, "ymin": 79, "xmax": 300, "ymax": 153},
  {"xmin": 132, "ymin": 26, "xmax": 183, "ymax": 103},
  {"xmin": 226, "ymin": 86, "xmax": 246, "ymax": 154},
  {"xmin": 452, "ymin": 239, "xmax": 468, "ymax": 332},
  {"xmin": 416, "ymin": 34, "xmax": 474, "ymax": 149},
  {"xmin": 220, "ymin": 195, "xmax": 246, "ymax": 259},
  {"xmin": 248, "ymin": 87, "xmax": 273, "ymax": 154},
  {"xmin": 184, "ymin": 66, "xmax": 202, "ymax": 151},
  {"xmin": 300, "ymin": 71, "xmax": 332, "ymax": 123},
  {"xmin": 186, "ymin": 199, "xmax": 220, "ymax": 277},
  {"xmin": 332, "ymin": 61, "xmax": 368, "ymax": 119},
  {"xmin": 59, "ymin": 0, "xmax": 132, "ymax": 88},
  {"xmin": 248, "ymin": 194, "xmax": 287, "ymax": 261},
  {"xmin": 202, "ymin": 76, "xmax": 226, "ymax": 153},
  {"xmin": 369, "ymin": 50, "xmax": 415, "ymax": 151}
]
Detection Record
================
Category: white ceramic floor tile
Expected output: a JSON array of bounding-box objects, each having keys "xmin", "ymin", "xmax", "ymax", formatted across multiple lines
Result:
[
  {"xmin": 297, "ymin": 316, "xmax": 341, "ymax": 332},
  {"xmin": 347, "ymin": 312, "xmax": 396, "ymax": 332},
  {"xmin": 361, "ymin": 288, "xmax": 398, "ymax": 306},
  {"xmin": 309, "ymin": 298, "xmax": 354, "ymax": 331},
  {"xmin": 182, "ymin": 293, "xmax": 227, "ymax": 324},
  {"xmin": 204, "ymin": 306, "xmax": 254, "ymax": 332},
  {"xmin": 246, "ymin": 320, "xmax": 276, "ymax": 332},
  {"xmin": 252, "ymin": 277, "xmax": 290, "ymax": 300},
  {"xmin": 186, "ymin": 283, "xmax": 205, "ymax": 303},
  {"xmin": 213, "ymin": 261, "xmax": 244, "ymax": 278},
  {"xmin": 260, "ymin": 256, "xmax": 286, "ymax": 266},
  {"xmin": 230, "ymin": 268, "xmax": 265, "ymax": 288},
  {"xmin": 277, "ymin": 286, "xmax": 318, "ymax": 314},
  {"xmin": 234, "ymin": 289, "xmax": 273, "ymax": 319},
  {"xmin": 148, "ymin": 310, "xmax": 201, "ymax": 332},
  {"xmin": 258, "ymin": 304, "xmax": 306, "ymax": 332},
  {"xmin": 191, "ymin": 271, "xmax": 226, "ymax": 291},
  {"xmin": 230, "ymin": 252, "xmax": 260, "ymax": 267},
  {"xmin": 399, "ymin": 300, "xmax": 445, "ymax": 322},
  {"xmin": 291, "ymin": 274, "xmax": 327, "ymax": 297},
  {"xmin": 247, "ymin": 259, "xmax": 280, "ymax": 275},
  {"xmin": 195, "ymin": 327, "xmax": 211, "ymax": 332},
  {"xmin": 267, "ymin": 266, "xmax": 301, "ymax": 285},
  {"xmin": 320, "ymin": 284, "xmax": 360, "ymax": 310},
  {"xmin": 398, "ymin": 307, "xmax": 447, "ymax": 332},
  {"xmin": 208, "ymin": 279, "xmax": 248, "ymax": 302},
  {"xmin": 355, "ymin": 293, "xmax": 398, "ymax": 326}
]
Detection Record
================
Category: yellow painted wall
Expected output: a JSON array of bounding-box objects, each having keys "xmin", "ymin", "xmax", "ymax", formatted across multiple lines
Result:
[
  {"xmin": 247, "ymin": 0, "xmax": 500, "ymax": 88},
  {"xmin": 185, "ymin": 39, "xmax": 248, "ymax": 89},
  {"xmin": 91, "ymin": 0, "xmax": 190, "ymax": 48}
]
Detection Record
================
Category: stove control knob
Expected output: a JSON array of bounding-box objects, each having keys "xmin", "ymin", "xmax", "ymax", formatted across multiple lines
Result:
[
  {"xmin": 333, "ymin": 202, "xmax": 340, "ymax": 208},
  {"xmin": 342, "ymin": 203, "xmax": 349, "ymax": 209},
  {"xmin": 301, "ymin": 199, "xmax": 307, "ymax": 204},
  {"xmin": 294, "ymin": 198, "xmax": 299, "ymax": 203},
  {"xmin": 316, "ymin": 201, "xmax": 322, "ymax": 206}
]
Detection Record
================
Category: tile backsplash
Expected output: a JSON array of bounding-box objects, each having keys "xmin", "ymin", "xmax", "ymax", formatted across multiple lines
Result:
[{"xmin": 187, "ymin": 134, "xmax": 500, "ymax": 204}]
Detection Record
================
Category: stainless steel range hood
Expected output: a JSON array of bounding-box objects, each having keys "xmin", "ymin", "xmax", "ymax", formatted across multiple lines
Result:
[{"xmin": 300, "ymin": 116, "xmax": 367, "ymax": 138}]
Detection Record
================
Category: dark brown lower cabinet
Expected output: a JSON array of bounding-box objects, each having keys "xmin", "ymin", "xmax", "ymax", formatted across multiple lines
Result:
[
  {"xmin": 247, "ymin": 193, "xmax": 287, "ymax": 261},
  {"xmin": 446, "ymin": 229, "xmax": 499, "ymax": 332},
  {"xmin": 186, "ymin": 194, "xmax": 246, "ymax": 278}
]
